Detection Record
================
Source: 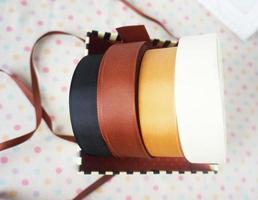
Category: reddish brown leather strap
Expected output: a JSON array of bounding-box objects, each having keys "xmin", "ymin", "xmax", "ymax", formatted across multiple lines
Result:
[
  {"xmin": 97, "ymin": 42, "xmax": 151, "ymax": 158},
  {"xmin": 0, "ymin": 32, "xmax": 81, "ymax": 151},
  {"xmin": 30, "ymin": 31, "xmax": 83, "ymax": 143},
  {"xmin": 116, "ymin": 25, "xmax": 150, "ymax": 42},
  {"xmin": 80, "ymin": 153, "xmax": 212, "ymax": 173},
  {"xmin": 0, "ymin": 69, "xmax": 43, "ymax": 150},
  {"xmin": 73, "ymin": 175, "xmax": 113, "ymax": 200}
]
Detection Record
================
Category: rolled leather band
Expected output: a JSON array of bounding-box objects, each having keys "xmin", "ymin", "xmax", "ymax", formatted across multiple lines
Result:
[
  {"xmin": 138, "ymin": 47, "xmax": 184, "ymax": 157},
  {"xmin": 69, "ymin": 55, "xmax": 111, "ymax": 156},
  {"xmin": 97, "ymin": 42, "xmax": 151, "ymax": 158}
]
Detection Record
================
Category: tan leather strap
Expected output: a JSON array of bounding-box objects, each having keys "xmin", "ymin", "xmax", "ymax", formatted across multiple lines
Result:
[{"xmin": 139, "ymin": 47, "xmax": 183, "ymax": 157}]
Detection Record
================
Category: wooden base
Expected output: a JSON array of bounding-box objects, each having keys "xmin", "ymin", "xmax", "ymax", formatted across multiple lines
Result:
[{"xmin": 79, "ymin": 151, "xmax": 216, "ymax": 174}]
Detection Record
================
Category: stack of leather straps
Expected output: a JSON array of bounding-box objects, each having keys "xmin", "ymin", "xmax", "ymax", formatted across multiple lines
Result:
[{"xmin": 69, "ymin": 25, "xmax": 218, "ymax": 174}]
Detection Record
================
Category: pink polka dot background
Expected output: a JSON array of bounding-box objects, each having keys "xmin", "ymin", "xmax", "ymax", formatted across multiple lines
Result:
[{"xmin": 0, "ymin": 0, "xmax": 258, "ymax": 199}]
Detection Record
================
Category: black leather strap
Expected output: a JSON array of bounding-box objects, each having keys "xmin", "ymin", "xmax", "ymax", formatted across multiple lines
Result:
[{"xmin": 69, "ymin": 55, "xmax": 111, "ymax": 156}]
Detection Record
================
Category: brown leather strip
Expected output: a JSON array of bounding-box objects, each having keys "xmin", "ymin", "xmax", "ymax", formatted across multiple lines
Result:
[
  {"xmin": 80, "ymin": 153, "xmax": 212, "ymax": 173},
  {"xmin": 116, "ymin": 25, "xmax": 150, "ymax": 42},
  {"xmin": 0, "ymin": 32, "xmax": 82, "ymax": 151},
  {"xmin": 0, "ymin": 70, "xmax": 42, "ymax": 150},
  {"xmin": 73, "ymin": 175, "xmax": 113, "ymax": 200},
  {"xmin": 97, "ymin": 42, "xmax": 151, "ymax": 158},
  {"xmin": 29, "ymin": 32, "xmax": 84, "ymax": 144},
  {"xmin": 29, "ymin": 31, "xmax": 85, "ymax": 130}
]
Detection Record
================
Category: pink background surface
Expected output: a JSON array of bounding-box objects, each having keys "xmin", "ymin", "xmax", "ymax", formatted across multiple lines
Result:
[{"xmin": 0, "ymin": 0, "xmax": 258, "ymax": 199}]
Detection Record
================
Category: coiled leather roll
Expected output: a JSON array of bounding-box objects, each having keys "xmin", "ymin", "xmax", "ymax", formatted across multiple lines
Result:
[
  {"xmin": 97, "ymin": 42, "xmax": 151, "ymax": 158},
  {"xmin": 138, "ymin": 47, "xmax": 183, "ymax": 157},
  {"xmin": 69, "ymin": 55, "xmax": 111, "ymax": 156}
]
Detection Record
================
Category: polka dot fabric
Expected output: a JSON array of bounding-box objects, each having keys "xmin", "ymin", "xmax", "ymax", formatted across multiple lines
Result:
[{"xmin": 0, "ymin": 0, "xmax": 257, "ymax": 199}]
